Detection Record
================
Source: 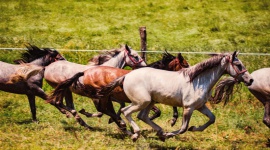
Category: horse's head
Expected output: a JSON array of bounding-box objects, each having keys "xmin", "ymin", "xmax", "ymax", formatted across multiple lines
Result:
[
  {"xmin": 167, "ymin": 53, "xmax": 189, "ymax": 71},
  {"xmin": 222, "ymin": 51, "xmax": 253, "ymax": 86},
  {"xmin": 14, "ymin": 44, "xmax": 65, "ymax": 66},
  {"xmin": 43, "ymin": 48, "xmax": 65, "ymax": 66},
  {"xmin": 123, "ymin": 44, "xmax": 147, "ymax": 68}
]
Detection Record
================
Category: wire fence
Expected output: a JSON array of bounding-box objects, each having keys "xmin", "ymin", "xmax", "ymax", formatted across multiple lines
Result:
[{"xmin": 0, "ymin": 48, "xmax": 269, "ymax": 56}]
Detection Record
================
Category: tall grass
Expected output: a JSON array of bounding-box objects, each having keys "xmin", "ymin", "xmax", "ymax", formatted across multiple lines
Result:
[{"xmin": 0, "ymin": 0, "xmax": 269, "ymax": 149}]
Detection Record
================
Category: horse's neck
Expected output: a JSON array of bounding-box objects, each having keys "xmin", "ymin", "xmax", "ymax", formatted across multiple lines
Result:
[
  {"xmin": 28, "ymin": 58, "xmax": 46, "ymax": 66},
  {"xmin": 192, "ymin": 64, "xmax": 225, "ymax": 92},
  {"xmin": 100, "ymin": 51, "xmax": 125, "ymax": 68}
]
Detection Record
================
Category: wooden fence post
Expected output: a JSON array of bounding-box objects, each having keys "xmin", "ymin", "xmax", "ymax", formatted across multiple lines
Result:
[{"xmin": 139, "ymin": 26, "xmax": 147, "ymax": 63}]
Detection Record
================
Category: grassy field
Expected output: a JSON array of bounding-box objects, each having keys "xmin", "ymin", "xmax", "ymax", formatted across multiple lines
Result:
[{"xmin": 0, "ymin": 0, "xmax": 270, "ymax": 149}]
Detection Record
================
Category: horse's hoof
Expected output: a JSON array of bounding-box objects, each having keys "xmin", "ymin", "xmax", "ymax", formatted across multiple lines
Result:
[
  {"xmin": 95, "ymin": 112, "xmax": 103, "ymax": 118},
  {"xmin": 131, "ymin": 134, "xmax": 138, "ymax": 142},
  {"xmin": 32, "ymin": 119, "xmax": 39, "ymax": 123},
  {"xmin": 158, "ymin": 136, "xmax": 166, "ymax": 142},
  {"xmin": 188, "ymin": 126, "xmax": 196, "ymax": 131},
  {"xmin": 108, "ymin": 118, "xmax": 113, "ymax": 124},
  {"xmin": 165, "ymin": 132, "xmax": 175, "ymax": 139},
  {"xmin": 65, "ymin": 113, "xmax": 72, "ymax": 118},
  {"xmin": 85, "ymin": 126, "xmax": 94, "ymax": 130},
  {"xmin": 170, "ymin": 118, "xmax": 177, "ymax": 127}
]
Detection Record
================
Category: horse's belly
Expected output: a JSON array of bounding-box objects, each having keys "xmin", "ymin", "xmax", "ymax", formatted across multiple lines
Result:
[{"xmin": 152, "ymin": 93, "xmax": 183, "ymax": 107}]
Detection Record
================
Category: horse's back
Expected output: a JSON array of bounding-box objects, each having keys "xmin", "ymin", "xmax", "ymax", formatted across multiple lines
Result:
[
  {"xmin": 0, "ymin": 61, "xmax": 17, "ymax": 83},
  {"xmin": 44, "ymin": 60, "xmax": 93, "ymax": 85},
  {"xmin": 123, "ymin": 67, "xmax": 184, "ymax": 106},
  {"xmin": 248, "ymin": 68, "xmax": 270, "ymax": 101},
  {"xmin": 83, "ymin": 66, "xmax": 131, "ymax": 88},
  {"xmin": 249, "ymin": 68, "xmax": 270, "ymax": 90}
]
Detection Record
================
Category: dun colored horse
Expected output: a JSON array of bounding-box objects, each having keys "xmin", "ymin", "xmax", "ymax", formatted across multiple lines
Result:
[
  {"xmin": 99, "ymin": 51, "xmax": 253, "ymax": 141},
  {"xmin": 210, "ymin": 68, "xmax": 270, "ymax": 128},
  {"xmin": 0, "ymin": 44, "xmax": 65, "ymax": 121},
  {"xmin": 47, "ymin": 52, "xmax": 189, "ymax": 133}
]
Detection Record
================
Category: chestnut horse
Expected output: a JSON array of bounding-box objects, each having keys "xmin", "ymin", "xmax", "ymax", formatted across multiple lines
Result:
[
  {"xmin": 47, "ymin": 52, "xmax": 189, "ymax": 133},
  {"xmin": 98, "ymin": 51, "xmax": 253, "ymax": 141},
  {"xmin": 0, "ymin": 44, "xmax": 65, "ymax": 121},
  {"xmin": 44, "ymin": 44, "xmax": 146, "ymax": 129},
  {"xmin": 210, "ymin": 68, "xmax": 270, "ymax": 128}
]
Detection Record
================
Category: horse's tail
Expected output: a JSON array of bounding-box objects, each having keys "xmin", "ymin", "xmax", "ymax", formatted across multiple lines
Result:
[
  {"xmin": 47, "ymin": 72, "xmax": 84, "ymax": 104},
  {"xmin": 97, "ymin": 75, "xmax": 125, "ymax": 98},
  {"xmin": 209, "ymin": 77, "xmax": 238, "ymax": 106}
]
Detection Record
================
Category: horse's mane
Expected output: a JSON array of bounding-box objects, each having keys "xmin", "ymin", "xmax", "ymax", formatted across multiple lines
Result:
[
  {"xmin": 15, "ymin": 44, "xmax": 55, "ymax": 64},
  {"xmin": 209, "ymin": 77, "xmax": 238, "ymax": 106},
  {"xmin": 88, "ymin": 48, "xmax": 123, "ymax": 65},
  {"xmin": 147, "ymin": 51, "xmax": 176, "ymax": 68},
  {"xmin": 183, "ymin": 54, "xmax": 225, "ymax": 81}
]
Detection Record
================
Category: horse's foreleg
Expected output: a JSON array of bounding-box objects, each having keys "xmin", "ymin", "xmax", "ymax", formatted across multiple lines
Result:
[
  {"xmin": 165, "ymin": 107, "xmax": 194, "ymax": 138},
  {"xmin": 59, "ymin": 103, "xmax": 93, "ymax": 130},
  {"xmin": 188, "ymin": 104, "xmax": 215, "ymax": 132},
  {"xmin": 149, "ymin": 105, "xmax": 161, "ymax": 120},
  {"xmin": 79, "ymin": 98, "xmax": 103, "ymax": 118},
  {"xmin": 170, "ymin": 106, "xmax": 179, "ymax": 127},
  {"xmin": 263, "ymin": 102, "xmax": 270, "ymax": 128},
  {"xmin": 108, "ymin": 97, "xmax": 125, "ymax": 124},
  {"xmin": 27, "ymin": 95, "xmax": 37, "ymax": 122}
]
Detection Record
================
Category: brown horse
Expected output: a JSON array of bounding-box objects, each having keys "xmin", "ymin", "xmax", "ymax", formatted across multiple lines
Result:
[
  {"xmin": 47, "ymin": 52, "xmax": 189, "ymax": 133},
  {"xmin": 0, "ymin": 44, "xmax": 65, "ymax": 121},
  {"xmin": 210, "ymin": 68, "xmax": 270, "ymax": 128}
]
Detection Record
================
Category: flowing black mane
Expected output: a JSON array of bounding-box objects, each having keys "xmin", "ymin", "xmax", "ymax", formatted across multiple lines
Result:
[
  {"xmin": 183, "ymin": 54, "xmax": 225, "ymax": 81},
  {"xmin": 15, "ymin": 44, "xmax": 56, "ymax": 63},
  {"xmin": 88, "ymin": 48, "xmax": 123, "ymax": 65}
]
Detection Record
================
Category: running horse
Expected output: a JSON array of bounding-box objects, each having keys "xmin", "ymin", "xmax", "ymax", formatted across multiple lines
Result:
[
  {"xmin": 44, "ymin": 44, "xmax": 147, "ymax": 129},
  {"xmin": 0, "ymin": 44, "xmax": 65, "ymax": 121},
  {"xmin": 99, "ymin": 51, "xmax": 253, "ymax": 141},
  {"xmin": 47, "ymin": 52, "xmax": 189, "ymax": 134},
  {"xmin": 210, "ymin": 68, "xmax": 270, "ymax": 128}
]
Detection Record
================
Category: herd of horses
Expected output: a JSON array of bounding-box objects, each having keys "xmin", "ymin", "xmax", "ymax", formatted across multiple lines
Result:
[{"xmin": 1, "ymin": 44, "xmax": 269, "ymax": 142}]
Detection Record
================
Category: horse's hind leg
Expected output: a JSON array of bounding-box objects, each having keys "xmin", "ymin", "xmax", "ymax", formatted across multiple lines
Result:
[
  {"xmin": 93, "ymin": 98, "xmax": 128, "ymax": 133},
  {"xmin": 79, "ymin": 98, "xmax": 103, "ymax": 118},
  {"xmin": 64, "ymin": 89, "xmax": 74, "ymax": 109},
  {"xmin": 27, "ymin": 94, "xmax": 37, "ymax": 122},
  {"xmin": 59, "ymin": 103, "xmax": 93, "ymax": 130},
  {"xmin": 122, "ymin": 99, "xmax": 151, "ymax": 141},
  {"xmin": 165, "ymin": 107, "xmax": 194, "ymax": 138},
  {"xmin": 149, "ymin": 105, "xmax": 161, "ymax": 120},
  {"xmin": 188, "ymin": 104, "xmax": 215, "ymax": 132},
  {"xmin": 137, "ymin": 101, "xmax": 166, "ymax": 141},
  {"xmin": 170, "ymin": 106, "xmax": 179, "ymax": 127}
]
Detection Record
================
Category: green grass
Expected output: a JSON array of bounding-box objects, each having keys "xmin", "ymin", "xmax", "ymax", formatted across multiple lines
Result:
[{"xmin": 0, "ymin": 0, "xmax": 270, "ymax": 149}]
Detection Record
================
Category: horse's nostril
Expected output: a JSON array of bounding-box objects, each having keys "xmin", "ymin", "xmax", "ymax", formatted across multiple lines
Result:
[{"xmin": 250, "ymin": 79, "xmax": 254, "ymax": 84}]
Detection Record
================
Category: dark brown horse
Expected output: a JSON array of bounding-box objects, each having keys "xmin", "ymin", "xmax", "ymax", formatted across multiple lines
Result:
[
  {"xmin": 210, "ymin": 68, "xmax": 270, "ymax": 128},
  {"xmin": 47, "ymin": 52, "xmax": 189, "ymax": 133},
  {"xmin": 0, "ymin": 44, "xmax": 65, "ymax": 121}
]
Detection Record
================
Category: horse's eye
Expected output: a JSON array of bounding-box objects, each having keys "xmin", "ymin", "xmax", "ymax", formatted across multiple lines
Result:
[
  {"xmin": 237, "ymin": 64, "xmax": 242, "ymax": 70},
  {"xmin": 134, "ymin": 56, "xmax": 139, "ymax": 61}
]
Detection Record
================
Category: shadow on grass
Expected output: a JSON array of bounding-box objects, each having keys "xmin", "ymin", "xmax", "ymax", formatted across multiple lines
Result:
[
  {"xmin": 15, "ymin": 119, "xmax": 35, "ymax": 125},
  {"xmin": 63, "ymin": 125, "xmax": 104, "ymax": 132},
  {"xmin": 105, "ymin": 133, "xmax": 128, "ymax": 140}
]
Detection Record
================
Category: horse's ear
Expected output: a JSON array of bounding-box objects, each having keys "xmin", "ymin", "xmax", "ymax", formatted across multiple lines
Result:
[
  {"xmin": 177, "ymin": 53, "xmax": 184, "ymax": 62},
  {"xmin": 125, "ymin": 44, "xmax": 131, "ymax": 54},
  {"xmin": 232, "ymin": 51, "xmax": 237, "ymax": 60}
]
